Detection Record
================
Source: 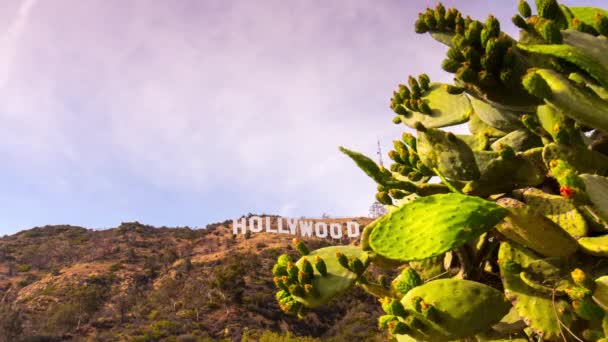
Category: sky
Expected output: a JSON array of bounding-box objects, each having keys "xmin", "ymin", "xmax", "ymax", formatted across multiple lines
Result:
[{"xmin": 0, "ymin": 0, "xmax": 604, "ymax": 234}]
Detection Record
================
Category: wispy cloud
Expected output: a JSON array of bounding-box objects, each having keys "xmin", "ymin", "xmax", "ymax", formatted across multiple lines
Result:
[{"xmin": 0, "ymin": 0, "xmax": 604, "ymax": 232}]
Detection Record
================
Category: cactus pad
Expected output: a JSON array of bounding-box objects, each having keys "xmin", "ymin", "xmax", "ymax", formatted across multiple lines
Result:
[
  {"xmin": 496, "ymin": 197, "xmax": 578, "ymax": 257},
  {"xmin": 498, "ymin": 241, "xmax": 577, "ymax": 340},
  {"xmin": 393, "ymin": 83, "xmax": 472, "ymax": 129},
  {"xmin": 400, "ymin": 279, "xmax": 511, "ymax": 340},
  {"xmin": 368, "ymin": 193, "xmax": 508, "ymax": 262},
  {"xmin": 517, "ymin": 187, "xmax": 588, "ymax": 239},
  {"xmin": 469, "ymin": 97, "xmax": 522, "ymax": 133},
  {"xmin": 416, "ymin": 126, "xmax": 480, "ymax": 181},
  {"xmin": 578, "ymin": 235, "xmax": 608, "ymax": 256},
  {"xmin": 291, "ymin": 246, "xmax": 368, "ymax": 308}
]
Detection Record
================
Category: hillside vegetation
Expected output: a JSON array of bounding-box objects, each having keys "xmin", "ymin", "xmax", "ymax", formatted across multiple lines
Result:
[{"xmin": 0, "ymin": 216, "xmax": 387, "ymax": 341}]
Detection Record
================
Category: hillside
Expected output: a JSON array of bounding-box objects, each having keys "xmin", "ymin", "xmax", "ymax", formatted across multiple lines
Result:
[{"xmin": 0, "ymin": 216, "xmax": 387, "ymax": 341}]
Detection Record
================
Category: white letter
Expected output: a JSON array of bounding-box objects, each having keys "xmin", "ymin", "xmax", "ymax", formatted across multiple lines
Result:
[
  {"xmin": 347, "ymin": 221, "xmax": 360, "ymax": 238},
  {"xmin": 299, "ymin": 221, "xmax": 313, "ymax": 237},
  {"xmin": 266, "ymin": 217, "xmax": 277, "ymax": 233},
  {"xmin": 315, "ymin": 222, "xmax": 328, "ymax": 238},
  {"xmin": 288, "ymin": 218, "xmax": 299, "ymax": 235},
  {"xmin": 233, "ymin": 218, "xmax": 247, "ymax": 235},
  {"xmin": 278, "ymin": 217, "xmax": 290, "ymax": 234},
  {"xmin": 249, "ymin": 216, "xmax": 263, "ymax": 233},
  {"xmin": 329, "ymin": 223, "xmax": 342, "ymax": 239}
]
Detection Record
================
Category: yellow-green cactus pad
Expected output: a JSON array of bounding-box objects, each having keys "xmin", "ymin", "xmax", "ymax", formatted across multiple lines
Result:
[
  {"xmin": 395, "ymin": 83, "xmax": 472, "ymax": 129},
  {"xmin": 578, "ymin": 235, "xmax": 608, "ymax": 257},
  {"xmin": 498, "ymin": 241, "xmax": 577, "ymax": 340},
  {"xmin": 496, "ymin": 198, "xmax": 578, "ymax": 257},
  {"xmin": 368, "ymin": 193, "xmax": 508, "ymax": 262},
  {"xmin": 400, "ymin": 279, "xmax": 511, "ymax": 340},
  {"xmin": 517, "ymin": 187, "xmax": 588, "ymax": 239},
  {"xmin": 490, "ymin": 130, "xmax": 542, "ymax": 152},
  {"xmin": 469, "ymin": 111, "xmax": 508, "ymax": 138},
  {"xmin": 292, "ymin": 246, "xmax": 368, "ymax": 308},
  {"xmin": 416, "ymin": 126, "xmax": 480, "ymax": 181}
]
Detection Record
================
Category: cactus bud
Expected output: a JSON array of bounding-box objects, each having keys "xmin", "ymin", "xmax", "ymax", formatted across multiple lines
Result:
[
  {"xmin": 445, "ymin": 8, "xmax": 457, "ymax": 28},
  {"xmin": 418, "ymin": 73, "xmax": 430, "ymax": 91},
  {"xmin": 274, "ymin": 276, "xmax": 289, "ymax": 291},
  {"xmin": 465, "ymin": 21, "xmax": 483, "ymax": 47},
  {"xmin": 298, "ymin": 270, "xmax": 312, "ymax": 285},
  {"xmin": 314, "ymin": 256, "xmax": 327, "ymax": 276},
  {"xmin": 571, "ymin": 268, "xmax": 590, "ymax": 288},
  {"xmin": 303, "ymin": 283, "xmax": 318, "ymax": 297},
  {"xmin": 292, "ymin": 238, "xmax": 310, "ymax": 256},
  {"xmin": 523, "ymin": 71, "xmax": 553, "ymax": 99},
  {"xmin": 398, "ymin": 83, "xmax": 410, "ymax": 98},
  {"xmin": 463, "ymin": 46, "xmax": 481, "ymax": 69},
  {"xmin": 411, "ymin": 296, "xmax": 424, "ymax": 313},
  {"xmin": 485, "ymin": 15, "xmax": 500, "ymax": 37},
  {"xmin": 538, "ymin": 19, "xmax": 562, "ymax": 43},
  {"xmin": 444, "ymin": 84, "xmax": 465, "ymax": 94},
  {"xmin": 499, "ymin": 69, "xmax": 515, "ymax": 85},
  {"xmin": 441, "ymin": 58, "xmax": 461, "ymax": 73},
  {"xmin": 596, "ymin": 13, "xmax": 608, "ymax": 36},
  {"xmin": 536, "ymin": 0, "xmax": 561, "ymax": 19},
  {"xmin": 289, "ymin": 284, "xmax": 305, "ymax": 297},
  {"xmin": 389, "ymin": 189, "xmax": 408, "ymax": 199},
  {"xmin": 376, "ymin": 191, "xmax": 393, "ymax": 205},
  {"xmin": 336, "ymin": 252, "xmax": 350, "ymax": 270},
  {"xmin": 392, "ymin": 116, "xmax": 402, "ymax": 125},
  {"xmin": 408, "ymin": 75, "xmax": 419, "ymax": 89},
  {"xmin": 518, "ymin": 0, "xmax": 532, "ymax": 18},
  {"xmin": 573, "ymin": 298, "xmax": 605, "ymax": 321},
  {"xmin": 424, "ymin": 9, "xmax": 437, "ymax": 29},
  {"xmin": 414, "ymin": 121, "xmax": 426, "ymax": 132},
  {"xmin": 301, "ymin": 257, "xmax": 314, "ymax": 276},
  {"xmin": 501, "ymin": 260, "xmax": 522, "ymax": 273},
  {"xmin": 418, "ymin": 100, "xmax": 432, "ymax": 114},
  {"xmin": 392, "ymin": 267, "xmax": 422, "ymax": 297},
  {"xmin": 447, "ymin": 47, "xmax": 464, "ymax": 62},
  {"xmin": 388, "ymin": 321, "xmax": 411, "ymax": 335},
  {"xmin": 566, "ymin": 286, "xmax": 592, "ymax": 301},
  {"xmin": 378, "ymin": 315, "xmax": 398, "ymax": 330},
  {"xmin": 277, "ymin": 254, "xmax": 292, "ymax": 267},
  {"xmin": 571, "ymin": 18, "xmax": 598, "ymax": 36},
  {"xmin": 287, "ymin": 262, "xmax": 299, "ymax": 282},
  {"xmin": 421, "ymin": 302, "xmax": 439, "ymax": 321},
  {"xmin": 512, "ymin": 14, "xmax": 528, "ymax": 29},
  {"xmin": 272, "ymin": 264, "xmax": 288, "ymax": 277},
  {"xmin": 276, "ymin": 289, "xmax": 290, "ymax": 302},
  {"xmin": 456, "ymin": 63, "xmax": 477, "ymax": 83},
  {"xmin": 415, "ymin": 14, "xmax": 429, "ymax": 33},
  {"xmin": 349, "ymin": 257, "xmax": 365, "ymax": 275},
  {"xmin": 402, "ymin": 132, "xmax": 416, "ymax": 149}
]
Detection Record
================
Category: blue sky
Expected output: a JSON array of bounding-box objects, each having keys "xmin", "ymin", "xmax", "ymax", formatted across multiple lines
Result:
[{"xmin": 0, "ymin": 0, "xmax": 604, "ymax": 233}]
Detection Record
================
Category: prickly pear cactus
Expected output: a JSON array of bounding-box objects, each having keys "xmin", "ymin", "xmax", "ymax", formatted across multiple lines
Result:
[{"xmin": 271, "ymin": 1, "xmax": 608, "ymax": 340}]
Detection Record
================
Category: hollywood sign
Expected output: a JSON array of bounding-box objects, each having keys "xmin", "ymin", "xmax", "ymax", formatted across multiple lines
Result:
[{"xmin": 232, "ymin": 217, "xmax": 360, "ymax": 239}]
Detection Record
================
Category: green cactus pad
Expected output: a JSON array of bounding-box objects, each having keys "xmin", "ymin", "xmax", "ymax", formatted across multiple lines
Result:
[
  {"xmin": 519, "ymin": 31, "xmax": 608, "ymax": 88},
  {"xmin": 396, "ymin": 83, "xmax": 472, "ymax": 129},
  {"xmin": 469, "ymin": 111, "xmax": 508, "ymax": 138},
  {"xmin": 496, "ymin": 198, "xmax": 578, "ymax": 257},
  {"xmin": 498, "ymin": 241, "xmax": 577, "ymax": 340},
  {"xmin": 522, "ymin": 68, "xmax": 608, "ymax": 132},
  {"xmin": 457, "ymin": 134, "xmax": 490, "ymax": 151},
  {"xmin": 517, "ymin": 187, "xmax": 588, "ymax": 239},
  {"xmin": 578, "ymin": 235, "xmax": 608, "ymax": 257},
  {"xmin": 292, "ymin": 246, "xmax": 368, "ymax": 308},
  {"xmin": 490, "ymin": 130, "xmax": 542, "ymax": 152},
  {"xmin": 580, "ymin": 174, "xmax": 608, "ymax": 222},
  {"xmin": 469, "ymin": 97, "xmax": 522, "ymax": 133},
  {"xmin": 568, "ymin": 7, "xmax": 608, "ymax": 27},
  {"xmin": 368, "ymin": 193, "xmax": 508, "ymax": 262},
  {"xmin": 463, "ymin": 152, "xmax": 545, "ymax": 197},
  {"xmin": 543, "ymin": 143, "xmax": 608, "ymax": 176},
  {"xmin": 416, "ymin": 127, "xmax": 480, "ymax": 181},
  {"xmin": 400, "ymin": 279, "xmax": 511, "ymax": 340}
]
